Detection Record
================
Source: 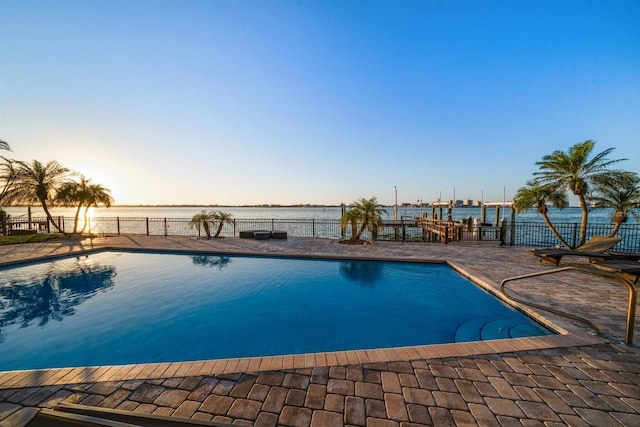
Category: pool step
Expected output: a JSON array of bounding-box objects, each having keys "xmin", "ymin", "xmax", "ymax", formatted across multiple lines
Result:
[
  {"xmin": 24, "ymin": 403, "xmax": 232, "ymax": 427},
  {"xmin": 454, "ymin": 316, "xmax": 541, "ymax": 342}
]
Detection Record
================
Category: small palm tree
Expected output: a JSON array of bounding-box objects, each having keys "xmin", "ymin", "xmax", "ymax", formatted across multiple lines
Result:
[
  {"xmin": 213, "ymin": 211, "xmax": 233, "ymax": 238},
  {"xmin": 190, "ymin": 210, "xmax": 216, "ymax": 238},
  {"xmin": 341, "ymin": 197, "xmax": 387, "ymax": 243},
  {"xmin": 514, "ymin": 180, "xmax": 571, "ymax": 248},
  {"xmin": 12, "ymin": 160, "xmax": 71, "ymax": 233},
  {"xmin": 52, "ymin": 176, "xmax": 114, "ymax": 234},
  {"xmin": 591, "ymin": 172, "xmax": 640, "ymax": 236},
  {"xmin": 80, "ymin": 182, "xmax": 114, "ymax": 234},
  {"xmin": 534, "ymin": 140, "xmax": 625, "ymax": 245},
  {"xmin": 340, "ymin": 207, "xmax": 360, "ymax": 241},
  {"xmin": 56, "ymin": 177, "xmax": 90, "ymax": 234}
]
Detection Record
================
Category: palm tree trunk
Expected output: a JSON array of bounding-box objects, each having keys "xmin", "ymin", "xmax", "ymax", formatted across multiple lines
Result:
[
  {"xmin": 355, "ymin": 219, "xmax": 368, "ymax": 241},
  {"xmin": 214, "ymin": 222, "xmax": 223, "ymax": 238},
  {"xmin": 73, "ymin": 204, "xmax": 82, "ymax": 234},
  {"xmin": 578, "ymin": 194, "xmax": 589, "ymax": 246},
  {"xmin": 203, "ymin": 221, "xmax": 211, "ymax": 238},
  {"xmin": 542, "ymin": 213, "xmax": 572, "ymax": 248},
  {"xmin": 40, "ymin": 200, "xmax": 64, "ymax": 233},
  {"xmin": 81, "ymin": 205, "xmax": 90, "ymax": 234},
  {"xmin": 608, "ymin": 221, "xmax": 622, "ymax": 238}
]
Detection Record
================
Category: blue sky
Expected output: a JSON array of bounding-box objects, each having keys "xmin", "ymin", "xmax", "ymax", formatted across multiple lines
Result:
[{"xmin": 1, "ymin": 0, "xmax": 638, "ymax": 206}]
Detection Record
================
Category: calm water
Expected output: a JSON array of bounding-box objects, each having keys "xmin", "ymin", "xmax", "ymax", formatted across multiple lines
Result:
[
  {"xmin": 4, "ymin": 205, "xmax": 633, "ymax": 225},
  {"xmin": 0, "ymin": 251, "xmax": 552, "ymax": 371}
]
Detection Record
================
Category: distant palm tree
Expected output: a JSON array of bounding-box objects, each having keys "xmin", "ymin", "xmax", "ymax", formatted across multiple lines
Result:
[
  {"xmin": 58, "ymin": 177, "xmax": 114, "ymax": 234},
  {"xmin": 514, "ymin": 180, "xmax": 571, "ymax": 248},
  {"xmin": 12, "ymin": 160, "xmax": 70, "ymax": 233},
  {"xmin": 79, "ymin": 183, "xmax": 113, "ymax": 234},
  {"xmin": 534, "ymin": 140, "xmax": 626, "ymax": 246},
  {"xmin": 591, "ymin": 172, "xmax": 640, "ymax": 237},
  {"xmin": 213, "ymin": 211, "xmax": 233, "ymax": 238},
  {"xmin": 56, "ymin": 177, "xmax": 90, "ymax": 234},
  {"xmin": 341, "ymin": 197, "xmax": 387, "ymax": 243},
  {"xmin": 190, "ymin": 210, "xmax": 216, "ymax": 238}
]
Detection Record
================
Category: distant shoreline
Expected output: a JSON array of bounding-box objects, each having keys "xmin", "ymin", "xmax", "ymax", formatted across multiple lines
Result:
[{"xmin": 6, "ymin": 204, "xmax": 590, "ymax": 209}]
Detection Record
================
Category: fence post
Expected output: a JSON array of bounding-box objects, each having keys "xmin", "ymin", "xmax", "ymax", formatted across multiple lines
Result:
[
  {"xmin": 509, "ymin": 209, "xmax": 516, "ymax": 246},
  {"xmin": 233, "ymin": 219, "xmax": 236, "ymax": 236},
  {"xmin": 146, "ymin": 218, "xmax": 149, "ymax": 236},
  {"xmin": 312, "ymin": 219, "xmax": 315, "ymax": 237},
  {"xmin": 117, "ymin": 217, "xmax": 120, "ymax": 235},
  {"xmin": 500, "ymin": 219, "xmax": 506, "ymax": 246},
  {"xmin": 402, "ymin": 224, "xmax": 406, "ymax": 242},
  {"xmin": 164, "ymin": 218, "xmax": 168, "ymax": 236}
]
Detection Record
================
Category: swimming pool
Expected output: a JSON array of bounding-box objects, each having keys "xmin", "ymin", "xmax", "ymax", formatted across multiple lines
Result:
[{"xmin": 0, "ymin": 251, "xmax": 553, "ymax": 371}]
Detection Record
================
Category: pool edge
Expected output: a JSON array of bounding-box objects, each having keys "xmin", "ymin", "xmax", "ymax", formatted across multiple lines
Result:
[
  {"xmin": 0, "ymin": 332, "xmax": 605, "ymax": 389},
  {"xmin": 0, "ymin": 243, "xmax": 604, "ymax": 389}
]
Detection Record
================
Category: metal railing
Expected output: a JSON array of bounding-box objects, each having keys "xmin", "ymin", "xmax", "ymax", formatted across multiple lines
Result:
[{"xmin": 2, "ymin": 216, "xmax": 639, "ymax": 252}]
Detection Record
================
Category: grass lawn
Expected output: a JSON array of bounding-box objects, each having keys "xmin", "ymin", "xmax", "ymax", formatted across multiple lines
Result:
[{"xmin": 0, "ymin": 233, "xmax": 64, "ymax": 246}]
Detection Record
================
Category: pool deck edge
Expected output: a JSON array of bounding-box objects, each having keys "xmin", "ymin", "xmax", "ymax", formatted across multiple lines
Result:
[{"xmin": 0, "ymin": 332, "xmax": 605, "ymax": 389}]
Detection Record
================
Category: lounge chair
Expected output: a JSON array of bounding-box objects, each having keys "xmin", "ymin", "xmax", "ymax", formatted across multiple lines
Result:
[
  {"xmin": 608, "ymin": 251, "xmax": 640, "ymax": 261},
  {"xmin": 530, "ymin": 235, "xmax": 622, "ymax": 266},
  {"xmin": 591, "ymin": 259, "xmax": 640, "ymax": 284}
]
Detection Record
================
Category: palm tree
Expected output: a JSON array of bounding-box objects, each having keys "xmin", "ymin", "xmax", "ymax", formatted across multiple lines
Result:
[
  {"xmin": 590, "ymin": 172, "xmax": 640, "ymax": 237},
  {"xmin": 340, "ymin": 207, "xmax": 360, "ymax": 241},
  {"xmin": 534, "ymin": 140, "xmax": 626, "ymax": 246},
  {"xmin": 79, "ymin": 183, "xmax": 113, "ymax": 234},
  {"xmin": 56, "ymin": 177, "xmax": 90, "ymax": 234},
  {"xmin": 0, "ymin": 140, "xmax": 15, "ymax": 206},
  {"xmin": 514, "ymin": 180, "xmax": 571, "ymax": 248},
  {"xmin": 57, "ymin": 178, "xmax": 113, "ymax": 234},
  {"xmin": 213, "ymin": 211, "xmax": 233, "ymax": 238},
  {"xmin": 0, "ymin": 158, "xmax": 17, "ymax": 206},
  {"xmin": 12, "ymin": 160, "xmax": 70, "ymax": 233},
  {"xmin": 341, "ymin": 197, "xmax": 387, "ymax": 242},
  {"xmin": 190, "ymin": 210, "xmax": 215, "ymax": 238},
  {"xmin": 0, "ymin": 142, "xmax": 14, "ymax": 233}
]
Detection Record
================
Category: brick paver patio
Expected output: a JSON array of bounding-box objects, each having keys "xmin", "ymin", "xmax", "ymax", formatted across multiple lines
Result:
[{"xmin": 0, "ymin": 236, "xmax": 638, "ymax": 426}]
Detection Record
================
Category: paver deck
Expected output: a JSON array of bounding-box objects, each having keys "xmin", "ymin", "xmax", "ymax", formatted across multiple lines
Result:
[{"xmin": 0, "ymin": 235, "xmax": 638, "ymax": 426}]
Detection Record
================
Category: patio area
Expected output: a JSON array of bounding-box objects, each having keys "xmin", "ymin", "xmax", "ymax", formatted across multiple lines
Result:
[{"xmin": 0, "ymin": 235, "xmax": 639, "ymax": 426}]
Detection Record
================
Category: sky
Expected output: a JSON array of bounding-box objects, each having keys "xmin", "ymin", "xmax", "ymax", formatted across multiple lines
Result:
[{"xmin": 1, "ymin": 0, "xmax": 639, "ymax": 206}]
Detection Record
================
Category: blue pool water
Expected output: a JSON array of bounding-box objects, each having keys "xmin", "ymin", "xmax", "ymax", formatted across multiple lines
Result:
[{"xmin": 0, "ymin": 251, "xmax": 553, "ymax": 371}]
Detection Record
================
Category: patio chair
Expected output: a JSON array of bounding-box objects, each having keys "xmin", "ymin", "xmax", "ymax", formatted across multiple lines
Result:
[
  {"xmin": 591, "ymin": 259, "xmax": 640, "ymax": 284},
  {"xmin": 530, "ymin": 235, "xmax": 622, "ymax": 266}
]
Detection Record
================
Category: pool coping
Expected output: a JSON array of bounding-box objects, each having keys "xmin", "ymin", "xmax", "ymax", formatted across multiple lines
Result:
[{"xmin": 0, "ymin": 245, "xmax": 606, "ymax": 389}]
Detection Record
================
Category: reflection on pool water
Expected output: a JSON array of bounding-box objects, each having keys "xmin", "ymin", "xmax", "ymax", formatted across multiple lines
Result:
[{"xmin": 0, "ymin": 251, "xmax": 553, "ymax": 371}]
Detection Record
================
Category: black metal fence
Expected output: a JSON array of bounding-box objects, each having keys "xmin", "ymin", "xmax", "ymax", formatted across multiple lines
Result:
[{"xmin": 2, "ymin": 215, "xmax": 639, "ymax": 252}]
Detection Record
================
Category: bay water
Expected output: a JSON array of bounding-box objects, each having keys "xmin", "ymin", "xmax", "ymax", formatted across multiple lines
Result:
[{"xmin": 2, "ymin": 205, "xmax": 634, "ymax": 225}]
